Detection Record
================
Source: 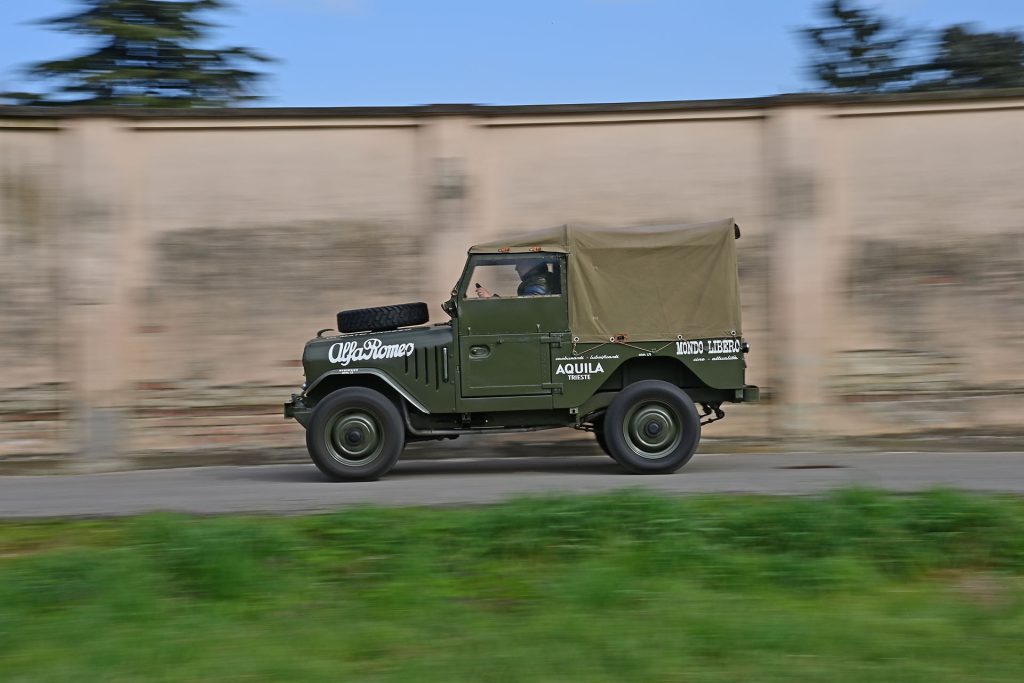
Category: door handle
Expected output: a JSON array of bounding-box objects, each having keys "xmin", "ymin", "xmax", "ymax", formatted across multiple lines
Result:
[{"xmin": 469, "ymin": 345, "xmax": 490, "ymax": 359}]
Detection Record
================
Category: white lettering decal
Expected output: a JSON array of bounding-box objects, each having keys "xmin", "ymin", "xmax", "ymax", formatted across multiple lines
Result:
[
  {"xmin": 677, "ymin": 339, "xmax": 740, "ymax": 356},
  {"xmin": 676, "ymin": 340, "xmax": 705, "ymax": 355},
  {"xmin": 328, "ymin": 339, "xmax": 415, "ymax": 366},
  {"xmin": 555, "ymin": 362, "xmax": 604, "ymax": 379}
]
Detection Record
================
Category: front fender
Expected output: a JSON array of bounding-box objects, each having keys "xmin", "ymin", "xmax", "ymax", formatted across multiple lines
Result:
[
  {"xmin": 302, "ymin": 326, "xmax": 457, "ymax": 414},
  {"xmin": 305, "ymin": 368, "xmax": 432, "ymax": 414}
]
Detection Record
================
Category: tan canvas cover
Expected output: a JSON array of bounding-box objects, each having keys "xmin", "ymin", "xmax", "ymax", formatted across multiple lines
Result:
[{"xmin": 469, "ymin": 219, "xmax": 742, "ymax": 343}]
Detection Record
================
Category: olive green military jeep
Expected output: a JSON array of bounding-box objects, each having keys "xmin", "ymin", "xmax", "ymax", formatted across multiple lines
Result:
[{"xmin": 285, "ymin": 218, "xmax": 758, "ymax": 481}]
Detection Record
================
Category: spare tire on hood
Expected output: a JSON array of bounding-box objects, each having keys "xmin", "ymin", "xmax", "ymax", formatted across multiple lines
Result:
[{"xmin": 337, "ymin": 302, "xmax": 429, "ymax": 334}]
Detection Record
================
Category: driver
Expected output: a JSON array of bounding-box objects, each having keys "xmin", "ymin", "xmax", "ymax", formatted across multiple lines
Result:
[{"xmin": 475, "ymin": 258, "xmax": 556, "ymax": 298}]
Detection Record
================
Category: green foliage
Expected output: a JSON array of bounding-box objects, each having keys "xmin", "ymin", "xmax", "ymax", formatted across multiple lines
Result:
[
  {"xmin": 2, "ymin": 489, "xmax": 1024, "ymax": 681},
  {"xmin": 5, "ymin": 0, "xmax": 271, "ymax": 107},
  {"xmin": 923, "ymin": 24, "xmax": 1024, "ymax": 90},
  {"xmin": 802, "ymin": 1, "xmax": 1024, "ymax": 92},
  {"xmin": 127, "ymin": 514, "xmax": 298, "ymax": 598},
  {"xmin": 801, "ymin": 0, "xmax": 913, "ymax": 92}
]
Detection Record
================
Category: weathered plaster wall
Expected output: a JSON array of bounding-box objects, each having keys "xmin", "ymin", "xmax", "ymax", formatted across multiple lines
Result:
[
  {"xmin": 1, "ymin": 92, "xmax": 1022, "ymax": 465},
  {"xmin": 825, "ymin": 104, "xmax": 1024, "ymax": 434},
  {"xmin": 0, "ymin": 126, "xmax": 66, "ymax": 457}
]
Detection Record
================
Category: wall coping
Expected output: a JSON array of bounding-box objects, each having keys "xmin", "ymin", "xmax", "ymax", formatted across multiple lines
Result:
[{"xmin": 2, "ymin": 88, "xmax": 1024, "ymax": 119}]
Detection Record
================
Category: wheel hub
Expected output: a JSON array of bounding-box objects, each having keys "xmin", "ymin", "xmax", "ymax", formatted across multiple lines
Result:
[
  {"xmin": 325, "ymin": 410, "xmax": 383, "ymax": 466},
  {"xmin": 623, "ymin": 401, "xmax": 682, "ymax": 459}
]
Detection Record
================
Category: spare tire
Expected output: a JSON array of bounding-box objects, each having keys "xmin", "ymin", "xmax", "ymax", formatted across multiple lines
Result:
[{"xmin": 337, "ymin": 302, "xmax": 429, "ymax": 333}]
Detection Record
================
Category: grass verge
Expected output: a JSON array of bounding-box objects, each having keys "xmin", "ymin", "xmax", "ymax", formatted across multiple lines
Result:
[{"xmin": 2, "ymin": 488, "xmax": 1024, "ymax": 682}]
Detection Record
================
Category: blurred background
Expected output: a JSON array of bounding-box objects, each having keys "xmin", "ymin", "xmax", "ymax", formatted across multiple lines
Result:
[{"xmin": 0, "ymin": 0, "xmax": 1022, "ymax": 468}]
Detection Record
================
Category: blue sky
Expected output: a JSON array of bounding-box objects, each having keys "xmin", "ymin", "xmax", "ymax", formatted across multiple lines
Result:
[{"xmin": 2, "ymin": 0, "xmax": 1022, "ymax": 106}]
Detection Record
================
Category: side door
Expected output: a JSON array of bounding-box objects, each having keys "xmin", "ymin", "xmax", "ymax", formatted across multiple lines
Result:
[{"xmin": 456, "ymin": 254, "xmax": 568, "ymax": 398}]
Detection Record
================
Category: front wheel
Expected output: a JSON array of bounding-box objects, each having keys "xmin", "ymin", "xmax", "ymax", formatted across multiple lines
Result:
[
  {"xmin": 306, "ymin": 388, "xmax": 405, "ymax": 481},
  {"xmin": 603, "ymin": 381, "xmax": 701, "ymax": 474}
]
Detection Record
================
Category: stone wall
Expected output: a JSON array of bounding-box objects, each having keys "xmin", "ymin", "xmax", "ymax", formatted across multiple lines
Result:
[{"xmin": 1, "ymin": 91, "xmax": 1022, "ymax": 467}]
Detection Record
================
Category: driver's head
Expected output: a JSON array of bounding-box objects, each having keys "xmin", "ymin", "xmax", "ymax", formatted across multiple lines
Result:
[{"xmin": 514, "ymin": 257, "xmax": 546, "ymax": 279}]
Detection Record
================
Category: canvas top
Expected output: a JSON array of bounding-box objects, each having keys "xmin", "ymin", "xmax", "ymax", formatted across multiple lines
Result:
[{"xmin": 469, "ymin": 219, "xmax": 743, "ymax": 343}]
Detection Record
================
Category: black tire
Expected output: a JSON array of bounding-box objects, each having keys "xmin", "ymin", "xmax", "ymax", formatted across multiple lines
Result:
[
  {"xmin": 592, "ymin": 417, "xmax": 613, "ymax": 458},
  {"xmin": 602, "ymin": 380, "xmax": 701, "ymax": 474},
  {"xmin": 337, "ymin": 303, "xmax": 429, "ymax": 334},
  {"xmin": 306, "ymin": 387, "xmax": 405, "ymax": 481}
]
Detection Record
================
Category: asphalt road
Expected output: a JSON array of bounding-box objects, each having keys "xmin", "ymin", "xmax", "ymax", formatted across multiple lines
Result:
[{"xmin": 0, "ymin": 451, "xmax": 1022, "ymax": 518}]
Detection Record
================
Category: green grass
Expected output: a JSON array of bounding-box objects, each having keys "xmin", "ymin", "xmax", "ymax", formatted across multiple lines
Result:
[{"xmin": 2, "ymin": 488, "xmax": 1024, "ymax": 682}]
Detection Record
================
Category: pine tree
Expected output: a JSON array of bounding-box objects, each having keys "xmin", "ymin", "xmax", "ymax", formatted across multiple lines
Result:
[
  {"xmin": 923, "ymin": 24, "xmax": 1024, "ymax": 90},
  {"xmin": 802, "ymin": 0, "xmax": 913, "ymax": 92},
  {"xmin": 6, "ymin": 0, "xmax": 271, "ymax": 107}
]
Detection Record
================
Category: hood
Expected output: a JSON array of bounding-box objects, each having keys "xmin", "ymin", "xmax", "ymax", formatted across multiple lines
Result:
[{"xmin": 303, "ymin": 325, "xmax": 453, "ymax": 377}]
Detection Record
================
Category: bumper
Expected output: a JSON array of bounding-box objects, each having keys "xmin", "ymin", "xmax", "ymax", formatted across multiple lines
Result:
[
  {"xmin": 741, "ymin": 385, "xmax": 760, "ymax": 403},
  {"xmin": 283, "ymin": 394, "xmax": 313, "ymax": 428}
]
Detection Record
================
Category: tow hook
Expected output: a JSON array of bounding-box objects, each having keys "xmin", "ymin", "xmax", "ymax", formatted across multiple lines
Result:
[{"xmin": 284, "ymin": 393, "xmax": 306, "ymax": 419}]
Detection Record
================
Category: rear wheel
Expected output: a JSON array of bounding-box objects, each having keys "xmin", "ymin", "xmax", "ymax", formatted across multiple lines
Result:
[
  {"xmin": 306, "ymin": 387, "xmax": 405, "ymax": 481},
  {"xmin": 603, "ymin": 380, "xmax": 700, "ymax": 474}
]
